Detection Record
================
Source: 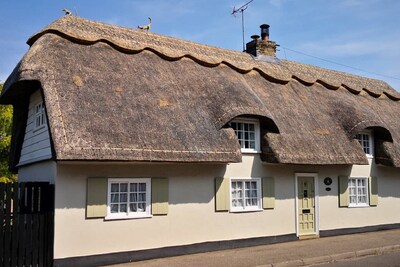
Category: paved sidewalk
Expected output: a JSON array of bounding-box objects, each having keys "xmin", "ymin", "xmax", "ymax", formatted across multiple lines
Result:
[{"xmin": 109, "ymin": 229, "xmax": 400, "ymax": 267}]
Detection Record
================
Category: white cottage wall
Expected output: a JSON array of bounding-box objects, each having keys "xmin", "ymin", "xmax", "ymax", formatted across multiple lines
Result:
[{"xmin": 52, "ymin": 155, "xmax": 400, "ymax": 260}]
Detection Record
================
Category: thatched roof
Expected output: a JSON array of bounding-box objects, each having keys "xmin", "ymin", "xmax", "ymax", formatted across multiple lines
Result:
[{"xmin": 1, "ymin": 15, "xmax": 400, "ymax": 170}]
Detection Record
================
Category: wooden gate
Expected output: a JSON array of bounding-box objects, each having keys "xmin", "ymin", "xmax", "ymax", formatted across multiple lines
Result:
[{"xmin": 0, "ymin": 182, "xmax": 54, "ymax": 267}]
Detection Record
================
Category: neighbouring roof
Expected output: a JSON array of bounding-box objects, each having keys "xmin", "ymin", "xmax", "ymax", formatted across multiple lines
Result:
[{"xmin": 1, "ymin": 15, "xmax": 400, "ymax": 170}]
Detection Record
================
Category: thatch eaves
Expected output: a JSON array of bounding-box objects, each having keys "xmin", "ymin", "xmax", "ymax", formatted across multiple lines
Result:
[{"xmin": 1, "ymin": 16, "xmax": 400, "ymax": 169}]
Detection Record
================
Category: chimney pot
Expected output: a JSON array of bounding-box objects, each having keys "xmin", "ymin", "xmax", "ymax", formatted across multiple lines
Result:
[
  {"xmin": 245, "ymin": 23, "xmax": 278, "ymax": 58},
  {"xmin": 260, "ymin": 24, "xmax": 270, "ymax": 41}
]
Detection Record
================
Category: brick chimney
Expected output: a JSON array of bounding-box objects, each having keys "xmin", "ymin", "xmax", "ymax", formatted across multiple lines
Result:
[{"xmin": 246, "ymin": 24, "xmax": 279, "ymax": 57}]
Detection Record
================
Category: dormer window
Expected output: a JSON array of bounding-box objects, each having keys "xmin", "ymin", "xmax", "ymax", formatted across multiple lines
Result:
[
  {"xmin": 34, "ymin": 102, "xmax": 46, "ymax": 130},
  {"xmin": 356, "ymin": 131, "xmax": 373, "ymax": 158},
  {"xmin": 231, "ymin": 118, "xmax": 260, "ymax": 153}
]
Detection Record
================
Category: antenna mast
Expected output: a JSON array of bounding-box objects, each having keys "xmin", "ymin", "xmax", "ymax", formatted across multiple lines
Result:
[{"xmin": 232, "ymin": 0, "xmax": 254, "ymax": 51}]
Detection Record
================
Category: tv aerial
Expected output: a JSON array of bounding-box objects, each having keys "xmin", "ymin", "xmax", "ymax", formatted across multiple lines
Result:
[{"xmin": 232, "ymin": 0, "xmax": 254, "ymax": 51}]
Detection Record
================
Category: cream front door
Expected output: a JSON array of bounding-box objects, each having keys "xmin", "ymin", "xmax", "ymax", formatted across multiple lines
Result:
[{"xmin": 297, "ymin": 176, "xmax": 316, "ymax": 235}]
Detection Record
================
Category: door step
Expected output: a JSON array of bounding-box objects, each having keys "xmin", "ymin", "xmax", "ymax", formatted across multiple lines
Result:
[{"xmin": 299, "ymin": 234, "xmax": 320, "ymax": 240}]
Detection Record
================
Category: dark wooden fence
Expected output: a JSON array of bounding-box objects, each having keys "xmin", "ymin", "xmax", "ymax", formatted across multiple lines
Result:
[{"xmin": 0, "ymin": 182, "xmax": 54, "ymax": 267}]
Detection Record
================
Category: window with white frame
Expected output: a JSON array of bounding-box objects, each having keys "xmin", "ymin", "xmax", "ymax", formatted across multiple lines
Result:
[
  {"xmin": 348, "ymin": 177, "xmax": 369, "ymax": 207},
  {"xmin": 355, "ymin": 131, "xmax": 373, "ymax": 158},
  {"xmin": 230, "ymin": 178, "xmax": 262, "ymax": 212},
  {"xmin": 230, "ymin": 118, "xmax": 260, "ymax": 153},
  {"xmin": 107, "ymin": 178, "xmax": 151, "ymax": 219},
  {"xmin": 34, "ymin": 102, "xmax": 46, "ymax": 130}
]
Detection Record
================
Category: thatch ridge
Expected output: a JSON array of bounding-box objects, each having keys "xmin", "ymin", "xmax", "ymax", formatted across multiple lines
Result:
[{"xmin": 25, "ymin": 16, "xmax": 399, "ymax": 100}]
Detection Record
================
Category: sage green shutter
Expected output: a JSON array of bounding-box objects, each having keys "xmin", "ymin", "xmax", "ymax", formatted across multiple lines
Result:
[
  {"xmin": 369, "ymin": 176, "xmax": 378, "ymax": 206},
  {"xmin": 262, "ymin": 177, "xmax": 275, "ymax": 209},
  {"xmin": 215, "ymin": 177, "xmax": 230, "ymax": 211},
  {"xmin": 86, "ymin": 178, "xmax": 108, "ymax": 218},
  {"xmin": 339, "ymin": 175, "xmax": 349, "ymax": 207},
  {"xmin": 152, "ymin": 178, "xmax": 169, "ymax": 215}
]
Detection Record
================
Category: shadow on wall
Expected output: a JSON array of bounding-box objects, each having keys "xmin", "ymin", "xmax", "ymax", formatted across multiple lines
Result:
[
  {"xmin": 55, "ymin": 162, "xmax": 228, "ymax": 209},
  {"xmin": 251, "ymin": 160, "xmax": 400, "ymax": 200}
]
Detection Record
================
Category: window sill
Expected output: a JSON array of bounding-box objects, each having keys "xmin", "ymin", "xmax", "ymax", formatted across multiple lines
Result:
[
  {"xmin": 348, "ymin": 204, "xmax": 370, "ymax": 208},
  {"xmin": 230, "ymin": 208, "xmax": 263, "ymax": 213},
  {"xmin": 105, "ymin": 214, "xmax": 153, "ymax": 221},
  {"xmin": 241, "ymin": 150, "xmax": 261, "ymax": 154}
]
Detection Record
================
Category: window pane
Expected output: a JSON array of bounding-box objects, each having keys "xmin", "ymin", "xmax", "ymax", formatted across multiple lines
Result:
[
  {"xmin": 130, "ymin": 183, "xmax": 137, "ymax": 192},
  {"xmin": 111, "ymin": 183, "xmax": 119, "ymax": 192},
  {"xmin": 130, "ymin": 203, "xmax": 137, "ymax": 212},
  {"xmin": 232, "ymin": 199, "xmax": 237, "ymax": 207},
  {"xmin": 111, "ymin": 204, "xmax": 119, "ymax": 213},
  {"xmin": 120, "ymin": 193, "xmax": 127, "ymax": 202},
  {"xmin": 232, "ymin": 182, "xmax": 237, "ymax": 190},
  {"xmin": 120, "ymin": 183, "xmax": 128, "ymax": 192},
  {"xmin": 251, "ymin": 182, "xmax": 257, "ymax": 189},
  {"xmin": 111, "ymin": 194, "xmax": 119, "ymax": 203},
  {"xmin": 138, "ymin": 202, "xmax": 146, "ymax": 212},
  {"xmin": 139, "ymin": 183, "xmax": 146, "ymax": 191},
  {"xmin": 245, "ymin": 182, "xmax": 250, "ymax": 189},
  {"xmin": 120, "ymin": 204, "xmax": 127, "ymax": 212},
  {"xmin": 237, "ymin": 182, "xmax": 242, "ymax": 189}
]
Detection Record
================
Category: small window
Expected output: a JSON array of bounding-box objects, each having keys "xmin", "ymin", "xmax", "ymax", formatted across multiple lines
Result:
[
  {"xmin": 107, "ymin": 178, "xmax": 151, "ymax": 219},
  {"xmin": 230, "ymin": 178, "xmax": 262, "ymax": 212},
  {"xmin": 355, "ymin": 131, "xmax": 373, "ymax": 158},
  {"xmin": 34, "ymin": 102, "xmax": 46, "ymax": 130},
  {"xmin": 348, "ymin": 177, "xmax": 369, "ymax": 207},
  {"xmin": 231, "ymin": 118, "xmax": 260, "ymax": 153}
]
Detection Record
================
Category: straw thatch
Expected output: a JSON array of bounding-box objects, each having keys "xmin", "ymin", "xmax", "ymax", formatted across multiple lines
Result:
[{"xmin": 1, "ymin": 16, "xmax": 400, "ymax": 170}]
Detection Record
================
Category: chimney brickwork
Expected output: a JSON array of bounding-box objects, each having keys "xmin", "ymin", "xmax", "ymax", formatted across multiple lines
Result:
[{"xmin": 246, "ymin": 24, "xmax": 279, "ymax": 57}]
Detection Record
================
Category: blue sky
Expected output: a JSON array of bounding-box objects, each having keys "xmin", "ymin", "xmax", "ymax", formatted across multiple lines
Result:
[{"xmin": 1, "ymin": 0, "xmax": 400, "ymax": 90}]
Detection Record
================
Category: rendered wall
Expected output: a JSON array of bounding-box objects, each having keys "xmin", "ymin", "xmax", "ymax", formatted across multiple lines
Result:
[{"xmin": 53, "ymin": 156, "xmax": 400, "ymax": 259}]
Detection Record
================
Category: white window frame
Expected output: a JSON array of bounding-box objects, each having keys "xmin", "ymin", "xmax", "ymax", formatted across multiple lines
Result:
[
  {"xmin": 348, "ymin": 177, "xmax": 369, "ymax": 208},
  {"xmin": 230, "ymin": 177, "xmax": 262, "ymax": 212},
  {"xmin": 355, "ymin": 130, "xmax": 374, "ymax": 159},
  {"xmin": 230, "ymin": 118, "xmax": 261, "ymax": 153},
  {"xmin": 34, "ymin": 101, "xmax": 46, "ymax": 131},
  {"xmin": 106, "ymin": 178, "xmax": 152, "ymax": 220}
]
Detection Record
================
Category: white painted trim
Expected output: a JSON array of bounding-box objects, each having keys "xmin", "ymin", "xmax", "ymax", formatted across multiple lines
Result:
[
  {"xmin": 229, "ymin": 177, "xmax": 262, "ymax": 212},
  {"xmin": 348, "ymin": 176, "xmax": 370, "ymax": 208},
  {"xmin": 294, "ymin": 173, "xmax": 319, "ymax": 237},
  {"xmin": 231, "ymin": 118, "xmax": 261, "ymax": 153},
  {"xmin": 105, "ymin": 178, "xmax": 152, "ymax": 220},
  {"xmin": 356, "ymin": 130, "xmax": 374, "ymax": 159}
]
